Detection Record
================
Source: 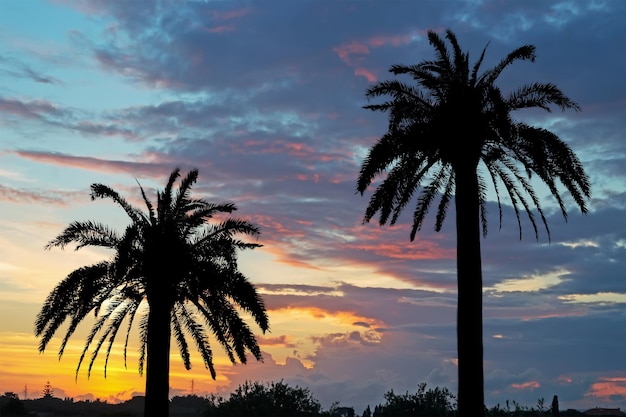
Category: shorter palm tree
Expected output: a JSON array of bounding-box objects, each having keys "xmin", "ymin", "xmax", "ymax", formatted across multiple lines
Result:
[{"xmin": 35, "ymin": 168, "xmax": 269, "ymax": 417}]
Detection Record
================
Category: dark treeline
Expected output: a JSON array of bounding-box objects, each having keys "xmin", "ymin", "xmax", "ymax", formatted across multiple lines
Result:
[{"xmin": 1, "ymin": 381, "xmax": 590, "ymax": 417}]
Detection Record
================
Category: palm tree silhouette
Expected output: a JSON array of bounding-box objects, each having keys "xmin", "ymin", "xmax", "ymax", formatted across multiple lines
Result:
[
  {"xmin": 357, "ymin": 30, "xmax": 590, "ymax": 417},
  {"xmin": 35, "ymin": 168, "xmax": 269, "ymax": 417}
]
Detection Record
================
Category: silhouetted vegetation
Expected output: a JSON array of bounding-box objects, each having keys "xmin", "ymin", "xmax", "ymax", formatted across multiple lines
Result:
[
  {"xmin": 0, "ymin": 392, "xmax": 26, "ymax": 416},
  {"xmin": 2, "ymin": 382, "xmax": 609, "ymax": 417},
  {"xmin": 202, "ymin": 380, "xmax": 322, "ymax": 416},
  {"xmin": 371, "ymin": 383, "xmax": 456, "ymax": 416},
  {"xmin": 356, "ymin": 29, "xmax": 591, "ymax": 417}
]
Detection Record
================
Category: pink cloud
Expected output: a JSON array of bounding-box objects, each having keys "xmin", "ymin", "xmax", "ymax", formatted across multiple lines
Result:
[
  {"xmin": 332, "ymin": 40, "xmax": 370, "ymax": 65},
  {"xmin": 367, "ymin": 30, "xmax": 427, "ymax": 48},
  {"xmin": 0, "ymin": 98, "xmax": 63, "ymax": 120},
  {"xmin": 0, "ymin": 185, "xmax": 79, "ymax": 206},
  {"xmin": 354, "ymin": 67, "xmax": 377, "ymax": 82},
  {"xmin": 332, "ymin": 30, "xmax": 424, "ymax": 66},
  {"xmin": 13, "ymin": 150, "xmax": 175, "ymax": 179},
  {"xmin": 294, "ymin": 173, "xmax": 320, "ymax": 183},
  {"xmin": 332, "ymin": 29, "xmax": 429, "ymax": 81}
]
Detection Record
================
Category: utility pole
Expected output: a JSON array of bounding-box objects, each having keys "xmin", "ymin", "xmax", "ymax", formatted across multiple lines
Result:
[
  {"xmin": 191, "ymin": 379, "xmax": 194, "ymax": 396},
  {"xmin": 23, "ymin": 384, "xmax": 27, "ymax": 400}
]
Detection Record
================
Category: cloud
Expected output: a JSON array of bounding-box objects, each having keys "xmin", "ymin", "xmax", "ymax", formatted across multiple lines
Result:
[
  {"xmin": 586, "ymin": 377, "xmax": 626, "ymax": 403},
  {"xmin": 0, "ymin": 97, "xmax": 140, "ymax": 140},
  {"xmin": 0, "ymin": 184, "xmax": 81, "ymax": 206},
  {"xmin": 12, "ymin": 150, "xmax": 174, "ymax": 179},
  {"xmin": 0, "ymin": 97, "xmax": 67, "ymax": 121},
  {"xmin": 0, "ymin": 56, "xmax": 63, "ymax": 85}
]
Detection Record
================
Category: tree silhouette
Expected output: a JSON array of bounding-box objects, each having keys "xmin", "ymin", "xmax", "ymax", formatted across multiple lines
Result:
[
  {"xmin": 35, "ymin": 168, "xmax": 269, "ymax": 417},
  {"xmin": 41, "ymin": 381, "xmax": 54, "ymax": 399},
  {"xmin": 209, "ymin": 380, "xmax": 322, "ymax": 416},
  {"xmin": 357, "ymin": 29, "xmax": 590, "ymax": 417}
]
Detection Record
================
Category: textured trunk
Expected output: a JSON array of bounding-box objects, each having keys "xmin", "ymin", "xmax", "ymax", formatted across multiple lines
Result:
[
  {"xmin": 454, "ymin": 163, "xmax": 485, "ymax": 417},
  {"xmin": 144, "ymin": 296, "xmax": 172, "ymax": 417}
]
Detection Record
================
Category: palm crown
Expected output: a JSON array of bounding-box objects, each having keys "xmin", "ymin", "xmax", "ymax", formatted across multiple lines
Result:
[
  {"xmin": 357, "ymin": 30, "xmax": 591, "ymax": 240},
  {"xmin": 35, "ymin": 168, "xmax": 269, "ymax": 381}
]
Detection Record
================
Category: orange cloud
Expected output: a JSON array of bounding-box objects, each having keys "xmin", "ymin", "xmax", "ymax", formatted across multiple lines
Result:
[
  {"xmin": 351, "ymin": 240, "xmax": 452, "ymax": 261},
  {"xmin": 586, "ymin": 376, "xmax": 626, "ymax": 399},
  {"xmin": 511, "ymin": 381, "xmax": 540, "ymax": 390},
  {"xmin": 257, "ymin": 334, "xmax": 296, "ymax": 348}
]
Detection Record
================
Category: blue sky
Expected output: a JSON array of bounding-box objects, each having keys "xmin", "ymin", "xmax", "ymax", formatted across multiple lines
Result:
[{"xmin": 0, "ymin": 0, "xmax": 625, "ymax": 413}]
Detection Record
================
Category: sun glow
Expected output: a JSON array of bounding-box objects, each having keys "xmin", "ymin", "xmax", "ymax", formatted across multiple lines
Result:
[{"xmin": 263, "ymin": 306, "xmax": 384, "ymax": 366}]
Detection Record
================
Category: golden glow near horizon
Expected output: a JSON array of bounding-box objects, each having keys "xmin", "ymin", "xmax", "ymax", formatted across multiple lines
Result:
[{"xmin": 0, "ymin": 297, "xmax": 386, "ymax": 402}]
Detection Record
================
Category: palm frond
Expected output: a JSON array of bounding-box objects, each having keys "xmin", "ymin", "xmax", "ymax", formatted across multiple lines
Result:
[
  {"xmin": 75, "ymin": 300, "xmax": 117, "ymax": 380},
  {"xmin": 174, "ymin": 169, "xmax": 199, "ymax": 216},
  {"xmin": 45, "ymin": 221, "xmax": 119, "ymax": 251},
  {"xmin": 435, "ymin": 173, "xmax": 455, "ymax": 232},
  {"xmin": 470, "ymin": 42, "xmax": 489, "ymax": 86},
  {"xmin": 357, "ymin": 132, "xmax": 403, "ymax": 195},
  {"xmin": 35, "ymin": 262, "xmax": 111, "ymax": 354},
  {"xmin": 93, "ymin": 299, "xmax": 137, "ymax": 378},
  {"xmin": 138, "ymin": 312, "xmax": 149, "ymax": 376},
  {"xmin": 177, "ymin": 302, "xmax": 216, "ymax": 378},
  {"xmin": 90, "ymin": 184, "xmax": 147, "ymax": 226},
  {"xmin": 389, "ymin": 158, "xmax": 438, "ymax": 225},
  {"xmin": 136, "ymin": 180, "xmax": 157, "ymax": 226},
  {"xmin": 157, "ymin": 168, "xmax": 181, "ymax": 221},
  {"xmin": 221, "ymin": 271, "xmax": 269, "ymax": 332},
  {"xmin": 171, "ymin": 308, "xmax": 191, "ymax": 370},
  {"xmin": 193, "ymin": 297, "xmax": 236, "ymax": 364},
  {"xmin": 122, "ymin": 299, "xmax": 142, "ymax": 370},
  {"xmin": 507, "ymin": 82, "xmax": 581, "ymax": 112},
  {"xmin": 427, "ymin": 31, "xmax": 452, "ymax": 77},
  {"xmin": 410, "ymin": 165, "xmax": 451, "ymax": 241},
  {"xmin": 478, "ymin": 44, "xmax": 535, "ymax": 87}
]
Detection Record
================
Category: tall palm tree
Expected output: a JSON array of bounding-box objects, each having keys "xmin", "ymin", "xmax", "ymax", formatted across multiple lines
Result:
[
  {"xmin": 357, "ymin": 30, "xmax": 590, "ymax": 417},
  {"xmin": 35, "ymin": 168, "xmax": 269, "ymax": 417}
]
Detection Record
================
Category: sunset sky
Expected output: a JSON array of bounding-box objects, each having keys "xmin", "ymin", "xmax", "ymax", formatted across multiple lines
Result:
[{"xmin": 0, "ymin": 0, "xmax": 625, "ymax": 414}]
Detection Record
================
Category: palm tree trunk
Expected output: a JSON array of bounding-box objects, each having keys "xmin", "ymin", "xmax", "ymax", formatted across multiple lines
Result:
[
  {"xmin": 454, "ymin": 163, "xmax": 485, "ymax": 417},
  {"xmin": 144, "ymin": 299, "xmax": 172, "ymax": 417}
]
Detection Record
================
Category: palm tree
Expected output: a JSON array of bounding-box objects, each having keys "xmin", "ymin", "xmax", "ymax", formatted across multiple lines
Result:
[
  {"xmin": 35, "ymin": 168, "xmax": 269, "ymax": 417},
  {"xmin": 357, "ymin": 30, "xmax": 590, "ymax": 417}
]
